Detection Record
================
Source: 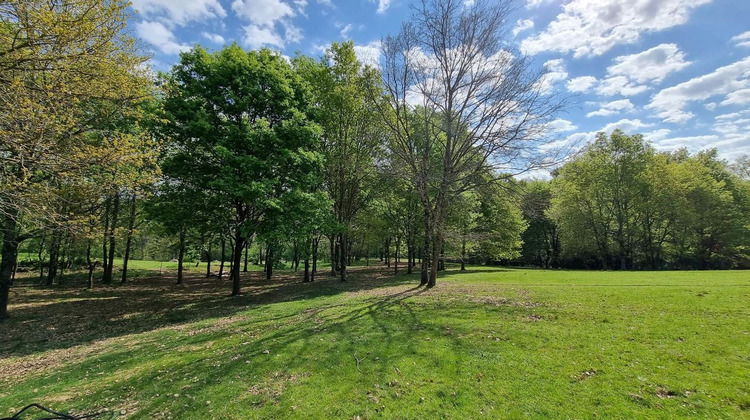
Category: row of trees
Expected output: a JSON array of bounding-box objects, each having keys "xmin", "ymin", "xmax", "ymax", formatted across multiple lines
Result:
[
  {"xmin": 2, "ymin": 0, "xmax": 748, "ymax": 320},
  {"xmin": 519, "ymin": 131, "xmax": 750, "ymax": 270}
]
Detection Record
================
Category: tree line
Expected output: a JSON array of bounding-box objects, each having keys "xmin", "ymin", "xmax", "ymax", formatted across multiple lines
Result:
[{"xmin": 1, "ymin": 0, "xmax": 748, "ymax": 319}]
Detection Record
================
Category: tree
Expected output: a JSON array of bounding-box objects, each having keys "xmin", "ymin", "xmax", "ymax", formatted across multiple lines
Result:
[
  {"xmin": 294, "ymin": 42, "xmax": 384, "ymax": 282},
  {"xmin": 519, "ymin": 181, "xmax": 559, "ymax": 268},
  {"xmin": 551, "ymin": 130, "xmax": 653, "ymax": 269},
  {"xmin": 161, "ymin": 44, "xmax": 323, "ymax": 295},
  {"xmin": 378, "ymin": 0, "xmax": 564, "ymax": 287},
  {"xmin": 0, "ymin": 0, "xmax": 150, "ymax": 319}
]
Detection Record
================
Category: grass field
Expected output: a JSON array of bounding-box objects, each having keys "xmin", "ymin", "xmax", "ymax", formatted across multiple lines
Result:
[{"xmin": 1, "ymin": 265, "xmax": 748, "ymax": 419}]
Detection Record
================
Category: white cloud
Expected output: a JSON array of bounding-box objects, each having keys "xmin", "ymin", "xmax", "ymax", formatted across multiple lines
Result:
[
  {"xmin": 521, "ymin": 0, "xmax": 712, "ymax": 57},
  {"xmin": 232, "ymin": 0, "xmax": 294, "ymax": 25},
  {"xmin": 566, "ymin": 76, "xmax": 597, "ymax": 93},
  {"xmin": 587, "ymin": 99, "xmax": 635, "ymax": 117},
  {"xmin": 595, "ymin": 75, "xmax": 649, "ymax": 97},
  {"xmin": 599, "ymin": 118, "xmax": 653, "ymax": 134},
  {"xmin": 201, "ymin": 32, "xmax": 225, "ymax": 44},
  {"xmin": 232, "ymin": 0, "xmax": 302, "ymax": 49},
  {"xmin": 606, "ymin": 43, "xmax": 691, "ymax": 84},
  {"xmin": 646, "ymin": 56, "xmax": 750, "ymax": 123},
  {"xmin": 131, "ymin": 0, "xmax": 226, "ymax": 25},
  {"xmin": 376, "ymin": 0, "xmax": 391, "ymax": 14},
  {"xmin": 526, "ymin": 0, "xmax": 554, "ymax": 9},
  {"xmin": 731, "ymin": 30, "xmax": 750, "ymax": 48},
  {"xmin": 512, "ymin": 19, "xmax": 534, "ymax": 37},
  {"xmin": 547, "ymin": 119, "xmax": 577, "ymax": 132},
  {"xmin": 340, "ymin": 23, "xmax": 353, "ymax": 38},
  {"xmin": 354, "ymin": 41, "xmax": 382, "ymax": 68},
  {"xmin": 720, "ymin": 88, "xmax": 750, "ymax": 106},
  {"xmin": 538, "ymin": 58, "xmax": 568, "ymax": 94},
  {"xmin": 242, "ymin": 24, "xmax": 285, "ymax": 49},
  {"xmin": 136, "ymin": 21, "xmax": 191, "ymax": 55}
]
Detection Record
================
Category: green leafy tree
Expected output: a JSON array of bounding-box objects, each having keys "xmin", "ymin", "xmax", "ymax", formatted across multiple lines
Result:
[{"xmin": 161, "ymin": 44, "xmax": 323, "ymax": 295}]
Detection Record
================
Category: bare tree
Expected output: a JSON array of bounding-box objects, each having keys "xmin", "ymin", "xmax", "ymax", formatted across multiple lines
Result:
[{"xmin": 378, "ymin": 0, "xmax": 566, "ymax": 287}]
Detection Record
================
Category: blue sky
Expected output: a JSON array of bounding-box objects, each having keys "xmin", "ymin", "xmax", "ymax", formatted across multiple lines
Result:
[{"xmin": 129, "ymin": 0, "xmax": 750, "ymax": 165}]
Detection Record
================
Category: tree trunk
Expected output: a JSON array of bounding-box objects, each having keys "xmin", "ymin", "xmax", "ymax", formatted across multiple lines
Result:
[
  {"xmin": 304, "ymin": 258, "xmax": 310, "ymax": 282},
  {"xmin": 103, "ymin": 194, "xmax": 120, "ymax": 284},
  {"xmin": 231, "ymin": 230, "xmax": 244, "ymax": 296},
  {"xmin": 311, "ymin": 237, "xmax": 319, "ymax": 282},
  {"xmin": 86, "ymin": 241, "xmax": 95, "ymax": 290},
  {"xmin": 121, "ymin": 193, "xmax": 137, "ymax": 284},
  {"xmin": 243, "ymin": 241, "xmax": 249, "ymax": 272},
  {"xmin": 266, "ymin": 244, "xmax": 273, "ymax": 280},
  {"xmin": 340, "ymin": 233, "xmax": 347, "ymax": 282},
  {"xmin": 205, "ymin": 243, "xmax": 212, "ymax": 277},
  {"xmin": 461, "ymin": 238, "xmax": 466, "ymax": 271},
  {"xmin": 420, "ymin": 216, "xmax": 431, "ymax": 286},
  {"xmin": 46, "ymin": 230, "xmax": 62, "ymax": 286},
  {"xmin": 394, "ymin": 237, "xmax": 400, "ymax": 274},
  {"xmin": 0, "ymin": 216, "xmax": 20, "ymax": 320},
  {"xmin": 177, "ymin": 228, "xmax": 186, "ymax": 285},
  {"xmin": 102, "ymin": 196, "xmax": 110, "ymax": 282},
  {"xmin": 329, "ymin": 236, "xmax": 336, "ymax": 277},
  {"xmin": 218, "ymin": 237, "xmax": 226, "ymax": 279},
  {"xmin": 38, "ymin": 236, "xmax": 46, "ymax": 281},
  {"xmin": 293, "ymin": 241, "xmax": 299, "ymax": 272}
]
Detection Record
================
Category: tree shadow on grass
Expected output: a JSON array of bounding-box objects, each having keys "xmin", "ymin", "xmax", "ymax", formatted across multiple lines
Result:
[{"xmin": 0, "ymin": 265, "xmax": 422, "ymax": 359}]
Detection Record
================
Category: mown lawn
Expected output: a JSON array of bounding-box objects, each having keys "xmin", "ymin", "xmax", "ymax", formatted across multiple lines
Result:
[{"xmin": 1, "ymin": 266, "xmax": 748, "ymax": 419}]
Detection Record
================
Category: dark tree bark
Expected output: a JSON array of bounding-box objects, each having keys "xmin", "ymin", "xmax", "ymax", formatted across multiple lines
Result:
[
  {"xmin": 340, "ymin": 233, "xmax": 347, "ymax": 282},
  {"xmin": 86, "ymin": 241, "xmax": 97, "ymax": 290},
  {"xmin": 121, "ymin": 192, "xmax": 137, "ymax": 284},
  {"xmin": 329, "ymin": 236, "xmax": 336, "ymax": 276},
  {"xmin": 37, "ymin": 235, "xmax": 46, "ymax": 281},
  {"xmin": 311, "ymin": 237, "xmax": 319, "ymax": 282},
  {"xmin": 243, "ymin": 241, "xmax": 249, "ymax": 272},
  {"xmin": 231, "ymin": 230, "xmax": 244, "ymax": 296},
  {"xmin": 102, "ymin": 196, "xmax": 110, "ymax": 282},
  {"xmin": 0, "ymin": 216, "xmax": 20, "ymax": 320},
  {"xmin": 265, "ymin": 244, "xmax": 273, "ymax": 280},
  {"xmin": 461, "ymin": 238, "xmax": 467, "ymax": 271},
  {"xmin": 46, "ymin": 229, "xmax": 62, "ymax": 286},
  {"xmin": 218, "ymin": 237, "xmax": 226, "ymax": 279},
  {"xmin": 205, "ymin": 242, "xmax": 212, "ymax": 277},
  {"xmin": 177, "ymin": 228, "xmax": 186, "ymax": 285},
  {"xmin": 394, "ymin": 236, "xmax": 400, "ymax": 274},
  {"xmin": 103, "ymin": 194, "xmax": 120, "ymax": 284}
]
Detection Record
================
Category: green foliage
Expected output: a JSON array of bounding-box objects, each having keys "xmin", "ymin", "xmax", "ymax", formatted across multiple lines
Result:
[{"xmin": 550, "ymin": 131, "xmax": 750, "ymax": 269}]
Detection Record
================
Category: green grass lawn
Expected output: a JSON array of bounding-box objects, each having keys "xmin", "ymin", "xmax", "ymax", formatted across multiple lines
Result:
[{"xmin": 1, "ymin": 266, "xmax": 748, "ymax": 419}]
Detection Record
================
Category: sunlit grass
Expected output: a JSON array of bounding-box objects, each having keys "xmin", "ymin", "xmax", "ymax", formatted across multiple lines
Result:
[{"xmin": 1, "ymin": 266, "xmax": 748, "ymax": 419}]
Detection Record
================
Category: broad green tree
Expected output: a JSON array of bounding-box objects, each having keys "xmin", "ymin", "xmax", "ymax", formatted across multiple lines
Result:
[{"xmin": 161, "ymin": 44, "xmax": 323, "ymax": 295}]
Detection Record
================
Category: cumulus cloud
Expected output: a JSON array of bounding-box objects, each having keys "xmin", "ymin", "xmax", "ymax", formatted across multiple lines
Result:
[
  {"xmin": 594, "ymin": 75, "xmax": 648, "ymax": 97},
  {"xmin": 607, "ymin": 43, "xmax": 691, "ymax": 84},
  {"xmin": 538, "ymin": 59, "xmax": 568, "ymax": 94},
  {"xmin": 131, "ymin": 0, "xmax": 226, "ymax": 25},
  {"xmin": 340, "ymin": 23, "xmax": 353, "ymax": 38},
  {"xmin": 375, "ymin": 0, "xmax": 391, "ymax": 14},
  {"xmin": 242, "ymin": 24, "xmax": 285, "ymax": 49},
  {"xmin": 512, "ymin": 19, "xmax": 534, "ymax": 37},
  {"xmin": 201, "ymin": 32, "xmax": 225, "ymax": 44},
  {"xmin": 646, "ymin": 56, "xmax": 750, "ymax": 123},
  {"xmin": 136, "ymin": 21, "xmax": 191, "ymax": 55},
  {"xmin": 520, "ymin": 0, "xmax": 712, "ymax": 57},
  {"xmin": 566, "ymin": 76, "xmax": 597, "ymax": 93},
  {"xmin": 354, "ymin": 41, "xmax": 382, "ymax": 68},
  {"xmin": 587, "ymin": 99, "xmax": 635, "ymax": 117},
  {"xmin": 731, "ymin": 31, "xmax": 750, "ymax": 48},
  {"xmin": 231, "ymin": 0, "xmax": 302, "ymax": 49},
  {"xmin": 547, "ymin": 119, "xmax": 577, "ymax": 132}
]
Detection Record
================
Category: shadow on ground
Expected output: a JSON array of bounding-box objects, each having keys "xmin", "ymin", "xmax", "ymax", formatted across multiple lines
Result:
[{"xmin": 0, "ymin": 265, "xmax": 430, "ymax": 358}]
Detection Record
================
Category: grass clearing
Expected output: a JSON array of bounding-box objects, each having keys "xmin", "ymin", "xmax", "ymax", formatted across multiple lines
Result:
[{"xmin": 1, "ymin": 266, "xmax": 748, "ymax": 419}]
